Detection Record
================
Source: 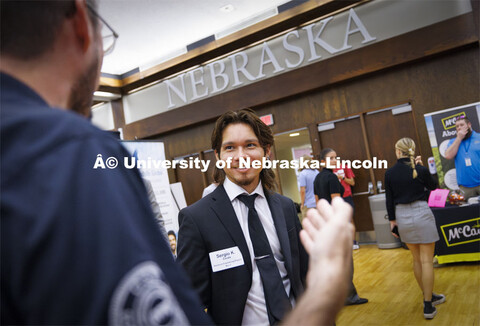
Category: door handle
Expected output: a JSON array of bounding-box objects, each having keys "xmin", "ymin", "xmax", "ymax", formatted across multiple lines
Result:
[
  {"xmin": 377, "ymin": 181, "xmax": 385, "ymax": 193},
  {"xmin": 368, "ymin": 182, "xmax": 374, "ymax": 194},
  {"xmin": 353, "ymin": 182, "xmax": 374, "ymax": 196}
]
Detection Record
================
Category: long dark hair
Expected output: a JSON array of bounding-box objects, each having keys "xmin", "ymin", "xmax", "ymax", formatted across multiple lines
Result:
[
  {"xmin": 320, "ymin": 148, "xmax": 335, "ymax": 161},
  {"xmin": 211, "ymin": 109, "xmax": 277, "ymax": 191}
]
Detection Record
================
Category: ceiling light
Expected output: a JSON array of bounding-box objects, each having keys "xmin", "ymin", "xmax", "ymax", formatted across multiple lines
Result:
[
  {"xmin": 94, "ymin": 91, "xmax": 121, "ymax": 98},
  {"xmin": 289, "ymin": 132, "xmax": 300, "ymax": 137},
  {"xmin": 93, "ymin": 91, "xmax": 121, "ymax": 101},
  {"xmin": 220, "ymin": 4, "xmax": 234, "ymax": 13}
]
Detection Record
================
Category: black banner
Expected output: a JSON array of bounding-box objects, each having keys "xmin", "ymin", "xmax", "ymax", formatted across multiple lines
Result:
[{"xmin": 432, "ymin": 204, "xmax": 480, "ymax": 263}]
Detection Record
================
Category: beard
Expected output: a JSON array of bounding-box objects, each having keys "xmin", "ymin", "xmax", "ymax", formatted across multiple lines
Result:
[
  {"xmin": 234, "ymin": 175, "xmax": 257, "ymax": 187},
  {"xmin": 464, "ymin": 128, "xmax": 473, "ymax": 140},
  {"xmin": 230, "ymin": 171, "xmax": 261, "ymax": 188},
  {"xmin": 67, "ymin": 53, "xmax": 101, "ymax": 118}
]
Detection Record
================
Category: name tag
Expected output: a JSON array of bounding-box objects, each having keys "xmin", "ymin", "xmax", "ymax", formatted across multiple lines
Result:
[
  {"xmin": 209, "ymin": 246, "xmax": 244, "ymax": 272},
  {"xmin": 465, "ymin": 158, "xmax": 472, "ymax": 166}
]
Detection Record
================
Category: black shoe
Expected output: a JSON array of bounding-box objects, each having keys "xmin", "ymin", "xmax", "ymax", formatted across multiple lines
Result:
[
  {"xmin": 424, "ymin": 301, "xmax": 437, "ymax": 319},
  {"xmin": 432, "ymin": 293, "xmax": 446, "ymax": 306},
  {"xmin": 345, "ymin": 295, "xmax": 368, "ymax": 306}
]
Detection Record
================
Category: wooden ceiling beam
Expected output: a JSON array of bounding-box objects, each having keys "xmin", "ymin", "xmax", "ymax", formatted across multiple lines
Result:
[{"xmin": 98, "ymin": 0, "xmax": 364, "ymax": 93}]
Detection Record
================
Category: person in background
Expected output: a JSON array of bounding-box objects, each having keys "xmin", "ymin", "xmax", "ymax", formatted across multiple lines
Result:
[
  {"xmin": 385, "ymin": 137, "xmax": 445, "ymax": 319},
  {"xmin": 314, "ymin": 149, "xmax": 344, "ymax": 203},
  {"xmin": 333, "ymin": 152, "xmax": 359, "ymax": 250},
  {"xmin": 133, "ymin": 150, "xmax": 168, "ymax": 239},
  {"xmin": 143, "ymin": 177, "xmax": 169, "ymax": 240},
  {"xmin": 444, "ymin": 115, "xmax": 480, "ymax": 200},
  {"xmin": 314, "ymin": 148, "xmax": 368, "ymax": 306},
  {"xmin": 167, "ymin": 230, "xmax": 177, "ymax": 257},
  {"xmin": 298, "ymin": 154, "xmax": 319, "ymax": 218}
]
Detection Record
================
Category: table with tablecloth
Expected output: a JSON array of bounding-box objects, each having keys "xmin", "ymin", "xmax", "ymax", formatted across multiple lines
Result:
[{"xmin": 431, "ymin": 204, "xmax": 480, "ymax": 264}]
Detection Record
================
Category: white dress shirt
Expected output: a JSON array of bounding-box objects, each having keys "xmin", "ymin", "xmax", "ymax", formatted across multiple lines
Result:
[{"xmin": 223, "ymin": 177, "xmax": 291, "ymax": 326}]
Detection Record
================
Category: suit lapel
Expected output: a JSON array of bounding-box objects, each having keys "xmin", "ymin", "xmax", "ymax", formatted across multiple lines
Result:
[
  {"xmin": 210, "ymin": 185, "xmax": 253, "ymax": 274},
  {"xmin": 265, "ymin": 191, "xmax": 293, "ymax": 276}
]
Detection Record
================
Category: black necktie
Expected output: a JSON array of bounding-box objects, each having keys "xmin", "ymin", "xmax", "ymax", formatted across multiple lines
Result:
[{"xmin": 237, "ymin": 194, "xmax": 291, "ymax": 325}]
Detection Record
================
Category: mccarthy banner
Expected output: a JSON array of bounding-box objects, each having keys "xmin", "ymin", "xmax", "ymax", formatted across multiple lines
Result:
[{"xmin": 424, "ymin": 102, "xmax": 480, "ymax": 189}]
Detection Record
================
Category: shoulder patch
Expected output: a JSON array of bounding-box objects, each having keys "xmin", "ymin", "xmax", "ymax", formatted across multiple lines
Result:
[{"xmin": 109, "ymin": 261, "xmax": 189, "ymax": 325}]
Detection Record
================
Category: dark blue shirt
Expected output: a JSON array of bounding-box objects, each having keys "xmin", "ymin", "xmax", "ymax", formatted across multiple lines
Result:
[{"xmin": 0, "ymin": 73, "xmax": 211, "ymax": 325}]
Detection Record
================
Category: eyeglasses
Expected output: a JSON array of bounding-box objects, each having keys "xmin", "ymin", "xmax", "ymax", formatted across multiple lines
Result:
[{"xmin": 86, "ymin": 3, "xmax": 119, "ymax": 55}]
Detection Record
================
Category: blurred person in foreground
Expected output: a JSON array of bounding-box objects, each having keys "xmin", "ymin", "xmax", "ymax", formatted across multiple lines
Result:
[
  {"xmin": 1, "ymin": 1, "xmax": 355, "ymax": 325},
  {"xmin": 385, "ymin": 138, "xmax": 445, "ymax": 319},
  {"xmin": 1, "ymin": 1, "xmax": 208, "ymax": 324}
]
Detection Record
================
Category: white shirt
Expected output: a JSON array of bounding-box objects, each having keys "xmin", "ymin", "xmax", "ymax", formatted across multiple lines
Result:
[
  {"xmin": 223, "ymin": 177, "xmax": 291, "ymax": 326},
  {"xmin": 202, "ymin": 183, "xmax": 217, "ymax": 197}
]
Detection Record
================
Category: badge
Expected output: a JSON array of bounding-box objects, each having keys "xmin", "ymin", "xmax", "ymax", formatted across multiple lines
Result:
[
  {"xmin": 110, "ymin": 261, "xmax": 189, "ymax": 326},
  {"xmin": 465, "ymin": 157, "xmax": 472, "ymax": 166},
  {"xmin": 209, "ymin": 246, "xmax": 244, "ymax": 272}
]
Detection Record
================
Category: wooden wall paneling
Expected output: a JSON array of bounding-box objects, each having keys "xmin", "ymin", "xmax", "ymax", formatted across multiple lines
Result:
[
  {"xmin": 471, "ymin": 0, "xmax": 479, "ymax": 40},
  {"xmin": 363, "ymin": 110, "xmax": 420, "ymax": 189},
  {"xmin": 174, "ymin": 153, "xmax": 204, "ymax": 206},
  {"xmin": 406, "ymin": 46, "xmax": 480, "ymax": 158},
  {"xmin": 339, "ymin": 46, "xmax": 479, "ymax": 162},
  {"xmin": 409, "ymin": 99, "xmax": 424, "ymax": 160},
  {"xmin": 154, "ymin": 121, "xmax": 216, "ymax": 160},
  {"xmin": 255, "ymin": 84, "xmax": 350, "ymax": 137},
  {"xmin": 111, "ymin": 99, "xmax": 126, "ymax": 130},
  {"xmin": 269, "ymin": 144, "xmax": 283, "ymax": 194},
  {"xmin": 317, "ymin": 117, "xmax": 374, "ymax": 231},
  {"xmin": 162, "ymin": 144, "xmax": 177, "ymax": 185},
  {"xmin": 307, "ymin": 123, "xmax": 322, "ymax": 158},
  {"xmin": 198, "ymin": 151, "xmax": 209, "ymax": 188},
  {"xmin": 122, "ymin": 12, "xmax": 478, "ymax": 140},
  {"xmin": 359, "ymin": 113, "xmax": 376, "ymax": 193},
  {"xmin": 202, "ymin": 150, "xmax": 217, "ymax": 185},
  {"xmin": 152, "ymin": 45, "xmax": 479, "ymax": 187}
]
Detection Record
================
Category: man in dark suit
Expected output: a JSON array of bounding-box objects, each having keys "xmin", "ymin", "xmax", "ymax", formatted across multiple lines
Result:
[{"xmin": 178, "ymin": 109, "xmax": 308, "ymax": 325}]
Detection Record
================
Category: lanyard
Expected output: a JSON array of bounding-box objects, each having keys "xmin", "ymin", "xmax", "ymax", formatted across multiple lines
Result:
[{"xmin": 464, "ymin": 136, "xmax": 472, "ymax": 154}]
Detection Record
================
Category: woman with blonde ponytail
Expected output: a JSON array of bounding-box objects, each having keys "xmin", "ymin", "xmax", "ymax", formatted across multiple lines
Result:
[{"xmin": 385, "ymin": 137, "xmax": 444, "ymax": 319}]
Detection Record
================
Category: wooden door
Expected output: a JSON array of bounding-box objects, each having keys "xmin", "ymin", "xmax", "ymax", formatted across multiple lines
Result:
[
  {"xmin": 202, "ymin": 150, "xmax": 217, "ymax": 184},
  {"xmin": 318, "ymin": 116, "xmax": 374, "ymax": 231},
  {"xmin": 364, "ymin": 109, "xmax": 420, "ymax": 191},
  {"xmin": 175, "ymin": 153, "xmax": 204, "ymax": 205}
]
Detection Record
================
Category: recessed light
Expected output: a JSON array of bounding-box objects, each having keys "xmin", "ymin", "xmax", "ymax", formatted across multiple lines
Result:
[
  {"xmin": 220, "ymin": 4, "xmax": 234, "ymax": 13},
  {"xmin": 93, "ymin": 91, "xmax": 121, "ymax": 99},
  {"xmin": 289, "ymin": 132, "xmax": 300, "ymax": 137}
]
